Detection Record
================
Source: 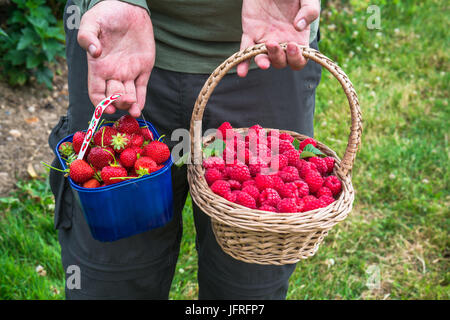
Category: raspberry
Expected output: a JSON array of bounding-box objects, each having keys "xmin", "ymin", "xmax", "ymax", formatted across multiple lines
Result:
[
  {"xmin": 283, "ymin": 149, "xmax": 301, "ymax": 166},
  {"xmin": 323, "ymin": 157, "xmax": 335, "ymax": 174},
  {"xmin": 236, "ymin": 191, "xmax": 257, "ymax": 209},
  {"xmin": 242, "ymin": 180, "xmax": 256, "ymax": 189},
  {"xmin": 267, "ymin": 129, "xmax": 280, "ymax": 139},
  {"xmin": 324, "ymin": 175, "xmax": 342, "ymax": 196},
  {"xmin": 309, "ymin": 157, "xmax": 328, "ymax": 176},
  {"xmin": 227, "ymin": 179, "xmax": 242, "ymax": 190},
  {"xmin": 217, "ymin": 122, "xmax": 234, "ymax": 140},
  {"xmin": 258, "ymin": 204, "xmax": 277, "ymax": 212},
  {"xmin": 210, "ymin": 180, "xmax": 231, "ymax": 196},
  {"xmin": 319, "ymin": 195, "xmax": 335, "ymax": 207},
  {"xmin": 249, "ymin": 124, "xmax": 264, "ymax": 134},
  {"xmin": 222, "ymin": 147, "xmax": 236, "ymax": 164},
  {"xmin": 295, "ymin": 158, "xmax": 308, "ymax": 172},
  {"xmin": 299, "ymin": 138, "xmax": 317, "ymax": 150},
  {"xmin": 203, "ymin": 156, "xmax": 225, "ymax": 171},
  {"xmin": 229, "ymin": 163, "xmax": 252, "ymax": 183},
  {"xmin": 236, "ymin": 148, "xmax": 253, "ymax": 165},
  {"xmin": 223, "ymin": 191, "xmax": 237, "ymax": 203},
  {"xmin": 299, "ymin": 161, "xmax": 319, "ymax": 179},
  {"xmin": 269, "ymin": 154, "xmax": 288, "ymax": 172},
  {"xmin": 267, "ymin": 136, "xmax": 280, "ymax": 153},
  {"xmin": 277, "ymin": 182, "xmax": 299, "ymax": 199},
  {"xmin": 271, "ymin": 175, "xmax": 285, "ymax": 194},
  {"xmin": 204, "ymin": 168, "xmax": 223, "ymax": 186},
  {"xmin": 316, "ymin": 186, "xmax": 333, "ymax": 198},
  {"xmin": 277, "ymin": 198, "xmax": 298, "ymax": 213},
  {"xmin": 279, "ymin": 132, "xmax": 294, "ymax": 142},
  {"xmin": 293, "ymin": 180, "xmax": 310, "ymax": 198},
  {"xmin": 302, "ymin": 195, "xmax": 321, "ymax": 212},
  {"xmin": 304, "ymin": 171, "xmax": 324, "ymax": 194},
  {"xmin": 295, "ymin": 197, "xmax": 305, "ymax": 212},
  {"xmin": 248, "ymin": 157, "xmax": 269, "ymax": 176},
  {"xmin": 254, "ymin": 174, "xmax": 274, "ymax": 191},
  {"xmin": 279, "ymin": 139, "xmax": 295, "ymax": 154},
  {"xmin": 259, "ymin": 188, "xmax": 281, "ymax": 207},
  {"xmin": 279, "ymin": 166, "xmax": 300, "ymax": 183},
  {"xmin": 242, "ymin": 185, "xmax": 260, "ymax": 201}
]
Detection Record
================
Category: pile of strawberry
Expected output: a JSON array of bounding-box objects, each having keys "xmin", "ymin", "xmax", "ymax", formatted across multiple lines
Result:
[
  {"xmin": 57, "ymin": 115, "xmax": 170, "ymax": 188},
  {"xmin": 203, "ymin": 122, "xmax": 342, "ymax": 213}
]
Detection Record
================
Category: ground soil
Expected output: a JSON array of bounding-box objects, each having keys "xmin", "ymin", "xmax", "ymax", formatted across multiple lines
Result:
[{"xmin": 0, "ymin": 59, "xmax": 68, "ymax": 196}]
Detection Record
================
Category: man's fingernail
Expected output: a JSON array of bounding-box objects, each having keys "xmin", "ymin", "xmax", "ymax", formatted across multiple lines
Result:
[
  {"xmin": 297, "ymin": 19, "xmax": 307, "ymax": 31},
  {"xmin": 288, "ymin": 45, "xmax": 298, "ymax": 55},
  {"xmin": 88, "ymin": 44, "xmax": 97, "ymax": 56}
]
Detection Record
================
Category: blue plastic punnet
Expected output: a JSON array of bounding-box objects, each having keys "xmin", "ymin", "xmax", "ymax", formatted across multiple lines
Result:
[{"xmin": 56, "ymin": 120, "xmax": 173, "ymax": 242}]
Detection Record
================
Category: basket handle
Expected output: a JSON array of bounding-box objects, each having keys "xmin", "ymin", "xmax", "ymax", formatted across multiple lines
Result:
[{"xmin": 189, "ymin": 43, "xmax": 362, "ymax": 177}]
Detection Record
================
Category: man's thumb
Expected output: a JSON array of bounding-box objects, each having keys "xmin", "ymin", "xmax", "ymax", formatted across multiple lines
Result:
[
  {"xmin": 294, "ymin": 0, "xmax": 320, "ymax": 32},
  {"xmin": 77, "ymin": 20, "xmax": 102, "ymax": 58}
]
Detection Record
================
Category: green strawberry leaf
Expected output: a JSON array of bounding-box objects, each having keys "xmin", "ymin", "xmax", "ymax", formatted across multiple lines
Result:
[
  {"xmin": 292, "ymin": 138, "xmax": 300, "ymax": 150},
  {"xmin": 202, "ymin": 139, "xmax": 225, "ymax": 158},
  {"xmin": 300, "ymin": 143, "xmax": 326, "ymax": 158}
]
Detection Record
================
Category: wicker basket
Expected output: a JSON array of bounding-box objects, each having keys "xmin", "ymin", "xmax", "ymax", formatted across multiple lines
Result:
[{"xmin": 187, "ymin": 43, "xmax": 362, "ymax": 265}]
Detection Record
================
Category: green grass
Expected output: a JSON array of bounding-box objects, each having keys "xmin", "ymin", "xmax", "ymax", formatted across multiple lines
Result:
[{"xmin": 0, "ymin": 0, "xmax": 448, "ymax": 300}]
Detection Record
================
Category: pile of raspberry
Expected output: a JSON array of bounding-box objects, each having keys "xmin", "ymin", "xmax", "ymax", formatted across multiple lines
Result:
[{"xmin": 202, "ymin": 122, "xmax": 342, "ymax": 213}]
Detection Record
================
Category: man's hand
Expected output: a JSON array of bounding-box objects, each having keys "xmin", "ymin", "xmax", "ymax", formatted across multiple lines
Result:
[
  {"xmin": 77, "ymin": 1, "xmax": 155, "ymax": 117},
  {"xmin": 238, "ymin": 0, "xmax": 320, "ymax": 77}
]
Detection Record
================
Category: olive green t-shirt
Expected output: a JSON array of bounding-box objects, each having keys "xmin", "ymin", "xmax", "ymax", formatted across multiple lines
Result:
[{"xmin": 74, "ymin": 0, "xmax": 320, "ymax": 74}]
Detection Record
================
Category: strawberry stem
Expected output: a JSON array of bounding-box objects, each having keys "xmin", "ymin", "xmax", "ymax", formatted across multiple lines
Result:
[{"xmin": 41, "ymin": 161, "xmax": 68, "ymax": 173}]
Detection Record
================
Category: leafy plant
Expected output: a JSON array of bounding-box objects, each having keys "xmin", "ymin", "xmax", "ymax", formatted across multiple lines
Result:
[{"xmin": 0, "ymin": 0, "xmax": 65, "ymax": 88}]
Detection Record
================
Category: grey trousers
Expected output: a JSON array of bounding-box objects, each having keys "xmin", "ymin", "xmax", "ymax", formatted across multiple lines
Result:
[{"xmin": 48, "ymin": 0, "xmax": 322, "ymax": 300}]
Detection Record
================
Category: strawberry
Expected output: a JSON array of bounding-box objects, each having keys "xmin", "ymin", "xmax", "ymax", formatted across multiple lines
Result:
[
  {"xmin": 143, "ymin": 141, "xmax": 170, "ymax": 164},
  {"xmin": 101, "ymin": 165, "xmax": 128, "ymax": 185},
  {"xmin": 134, "ymin": 156, "xmax": 158, "ymax": 175},
  {"xmin": 72, "ymin": 131, "xmax": 86, "ymax": 154},
  {"xmin": 93, "ymin": 126, "xmax": 118, "ymax": 147},
  {"xmin": 129, "ymin": 133, "xmax": 144, "ymax": 148},
  {"xmin": 114, "ymin": 114, "xmax": 140, "ymax": 135},
  {"xmin": 87, "ymin": 146, "xmax": 115, "ymax": 169},
  {"xmin": 119, "ymin": 147, "xmax": 138, "ymax": 168},
  {"xmin": 110, "ymin": 132, "xmax": 130, "ymax": 153},
  {"xmin": 82, "ymin": 178, "xmax": 101, "ymax": 188},
  {"xmin": 140, "ymin": 127, "xmax": 154, "ymax": 141},
  {"xmin": 58, "ymin": 142, "xmax": 74, "ymax": 157},
  {"xmin": 69, "ymin": 159, "xmax": 94, "ymax": 184}
]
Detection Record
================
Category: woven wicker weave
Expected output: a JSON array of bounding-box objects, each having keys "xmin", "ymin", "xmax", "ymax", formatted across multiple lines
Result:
[{"xmin": 187, "ymin": 43, "xmax": 362, "ymax": 265}]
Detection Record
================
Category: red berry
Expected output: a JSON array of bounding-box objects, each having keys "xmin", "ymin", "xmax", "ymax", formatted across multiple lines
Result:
[
  {"xmin": 110, "ymin": 132, "xmax": 130, "ymax": 153},
  {"xmin": 82, "ymin": 178, "xmax": 100, "ymax": 188},
  {"xmin": 269, "ymin": 154, "xmax": 288, "ymax": 172},
  {"xmin": 283, "ymin": 149, "xmax": 301, "ymax": 167},
  {"xmin": 254, "ymin": 174, "xmax": 274, "ymax": 191},
  {"xmin": 304, "ymin": 171, "xmax": 324, "ymax": 194},
  {"xmin": 140, "ymin": 127, "xmax": 154, "ymax": 141},
  {"xmin": 277, "ymin": 182, "xmax": 299, "ymax": 199},
  {"xmin": 316, "ymin": 186, "xmax": 333, "ymax": 198},
  {"xmin": 242, "ymin": 180, "xmax": 256, "ymax": 189},
  {"xmin": 279, "ymin": 139, "xmax": 295, "ymax": 154},
  {"xmin": 302, "ymin": 195, "xmax": 321, "ymax": 212},
  {"xmin": 72, "ymin": 131, "xmax": 86, "ymax": 154},
  {"xmin": 211, "ymin": 180, "xmax": 231, "ymax": 197},
  {"xmin": 217, "ymin": 122, "xmax": 234, "ymax": 140},
  {"xmin": 129, "ymin": 133, "xmax": 144, "ymax": 148},
  {"xmin": 323, "ymin": 157, "xmax": 335, "ymax": 174},
  {"xmin": 324, "ymin": 175, "xmax": 342, "ymax": 196},
  {"xmin": 259, "ymin": 188, "xmax": 281, "ymax": 207},
  {"xmin": 119, "ymin": 148, "xmax": 138, "ymax": 168},
  {"xmin": 93, "ymin": 126, "xmax": 118, "ymax": 147},
  {"xmin": 279, "ymin": 132, "xmax": 294, "ymax": 142},
  {"xmin": 299, "ymin": 138, "xmax": 317, "ymax": 150},
  {"xmin": 101, "ymin": 165, "xmax": 128, "ymax": 185},
  {"xmin": 87, "ymin": 146, "xmax": 115, "ymax": 169},
  {"xmin": 258, "ymin": 204, "xmax": 277, "ymax": 212},
  {"xmin": 204, "ymin": 168, "xmax": 223, "ymax": 186},
  {"xmin": 309, "ymin": 157, "xmax": 328, "ymax": 176},
  {"xmin": 277, "ymin": 198, "xmax": 298, "ymax": 213},
  {"xmin": 143, "ymin": 141, "xmax": 170, "ymax": 164},
  {"xmin": 319, "ymin": 195, "xmax": 335, "ymax": 207},
  {"xmin": 293, "ymin": 180, "xmax": 310, "ymax": 198},
  {"xmin": 299, "ymin": 161, "xmax": 319, "ymax": 179},
  {"xmin": 278, "ymin": 166, "xmax": 300, "ymax": 183},
  {"xmin": 236, "ymin": 191, "xmax": 257, "ymax": 209},
  {"xmin": 229, "ymin": 163, "xmax": 251, "ymax": 183},
  {"xmin": 203, "ymin": 156, "xmax": 225, "ymax": 171},
  {"xmin": 114, "ymin": 114, "xmax": 140, "ymax": 135},
  {"xmin": 69, "ymin": 159, "xmax": 94, "ymax": 184},
  {"xmin": 242, "ymin": 185, "xmax": 260, "ymax": 201},
  {"xmin": 223, "ymin": 191, "xmax": 237, "ymax": 203},
  {"xmin": 134, "ymin": 156, "xmax": 158, "ymax": 175},
  {"xmin": 248, "ymin": 157, "xmax": 269, "ymax": 176}
]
